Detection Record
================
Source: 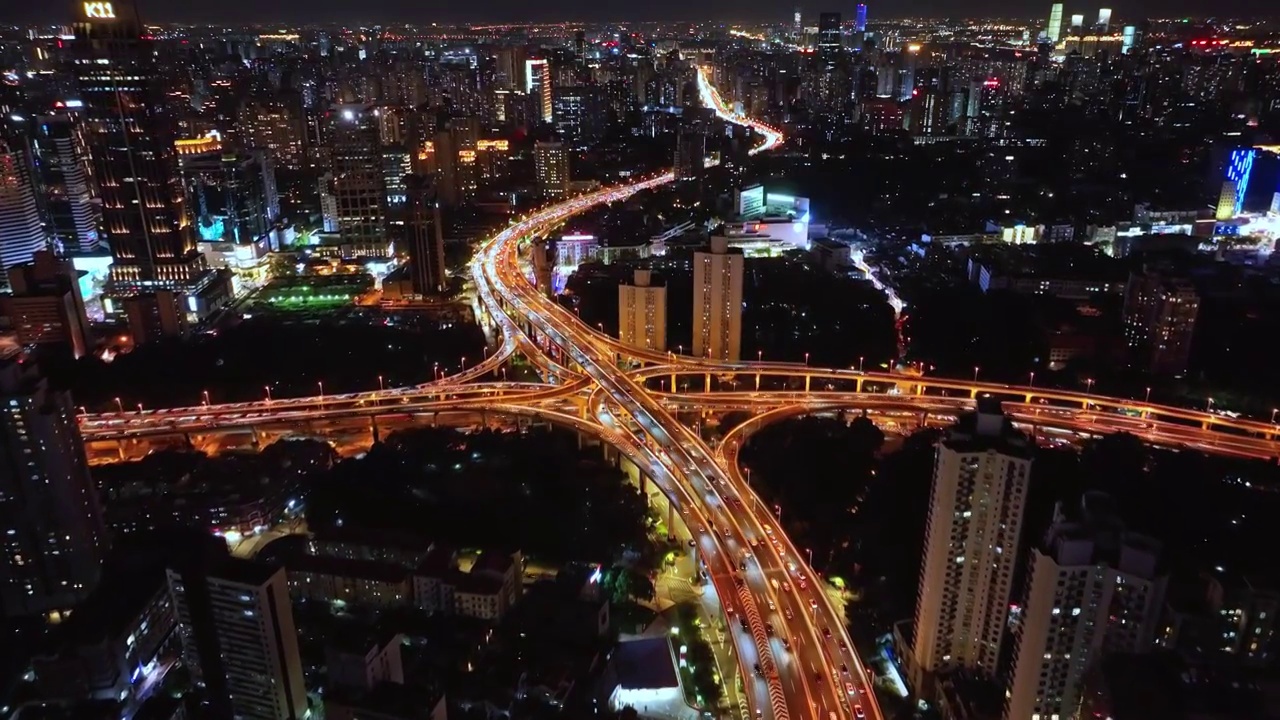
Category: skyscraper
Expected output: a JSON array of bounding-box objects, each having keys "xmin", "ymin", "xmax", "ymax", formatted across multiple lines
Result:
[
  {"xmin": 535, "ymin": 141, "xmax": 570, "ymax": 198},
  {"xmin": 31, "ymin": 112, "xmax": 101, "ymax": 254},
  {"xmin": 404, "ymin": 174, "xmax": 446, "ymax": 296},
  {"xmin": 0, "ymin": 140, "xmax": 49, "ymax": 284},
  {"xmin": 71, "ymin": 0, "xmax": 211, "ymax": 303},
  {"xmin": 166, "ymin": 559, "xmax": 308, "ymax": 720},
  {"xmin": 1096, "ymin": 7, "xmax": 1113, "ymax": 32},
  {"xmin": 674, "ymin": 125, "xmax": 707, "ymax": 183},
  {"xmin": 793, "ymin": 8, "xmax": 803, "ymax": 39},
  {"xmin": 1046, "ymin": 2, "xmax": 1065, "ymax": 43},
  {"xmin": 855, "ymin": 3, "xmax": 868, "ymax": 32},
  {"xmin": 1004, "ymin": 494, "xmax": 1166, "ymax": 720},
  {"xmin": 911, "ymin": 400, "xmax": 1033, "ymax": 687},
  {"xmin": 0, "ymin": 359, "xmax": 107, "ymax": 619},
  {"xmin": 692, "ymin": 237, "xmax": 743, "ymax": 361},
  {"xmin": 618, "ymin": 269, "xmax": 667, "ymax": 352},
  {"xmin": 817, "ymin": 13, "xmax": 843, "ymax": 57},
  {"xmin": 327, "ymin": 104, "xmax": 389, "ymax": 253}
]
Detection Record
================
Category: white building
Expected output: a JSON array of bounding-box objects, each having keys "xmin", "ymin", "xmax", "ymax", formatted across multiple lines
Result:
[
  {"xmin": 618, "ymin": 269, "xmax": 667, "ymax": 352},
  {"xmin": 167, "ymin": 560, "xmax": 309, "ymax": 720},
  {"xmin": 535, "ymin": 141, "xmax": 569, "ymax": 197},
  {"xmin": 1004, "ymin": 493, "xmax": 1166, "ymax": 720},
  {"xmin": 912, "ymin": 400, "xmax": 1033, "ymax": 688},
  {"xmin": 692, "ymin": 236, "xmax": 743, "ymax": 361},
  {"xmin": 0, "ymin": 141, "xmax": 50, "ymax": 286}
]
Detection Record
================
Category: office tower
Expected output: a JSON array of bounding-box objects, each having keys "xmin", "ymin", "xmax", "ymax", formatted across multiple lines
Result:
[
  {"xmin": 692, "ymin": 236, "xmax": 744, "ymax": 361},
  {"xmin": 404, "ymin": 174, "xmax": 446, "ymax": 296},
  {"xmin": 1122, "ymin": 268, "xmax": 1199, "ymax": 376},
  {"xmin": 1, "ymin": 250, "xmax": 92, "ymax": 359},
  {"xmin": 423, "ymin": 116, "xmax": 480, "ymax": 206},
  {"xmin": 817, "ymin": 13, "xmax": 843, "ymax": 57},
  {"xmin": 0, "ymin": 140, "xmax": 49, "ymax": 285},
  {"xmin": 0, "ymin": 359, "xmax": 107, "ymax": 619},
  {"xmin": 318, "ymin": 173, "xmax": 339, "ymax": 232},
  {"xmin": 327, "ymin": 104, "xmax": 389, "ymax": 252},
  {"xmin": 911, "ymin": 400, "xmax": 1033, "ymax": 686},
  {"xmin": 179, "ymin": 148, "xmax": 279, "ymax": 245},
  {"xmin": 167, "ymin": 559, "xmax": 308, "ymax": 720},
  {"xmin": 1216, "ymin": 148, "xmax": 1255, "ymax": 220},
  {"xmin": 1070, "ymin": 13, "xmax": 1085, "ymax": 32},
  {"xmin": 574, "ymin": 30, "xmax": 587, "ymax": 68},
  {"xmin": 525, "ymin": 58, "xmax": 553, "ymax": 123},
  {"xmin": 1121, "ymin": 25, "xmax": 1137, "ymax": 54},
  {"xmin": 1096, "ymin": 8, "xmax": 1113, "ymax": 32},
  {"xmin": 1005, "ymin": 494, "xmax": 1166, "ymax": 720},
  {"xmin": 618, "ymin": 269, "xmax": 667, "ymax": 352},
  {"xmin": 674, "ymin": 126, "xmax": 706, "ymax": 183},
  {"xmin": 855, "ymin": 3, "xmax": 868, "ymax": 32},
  {"xmin": 71, "ymin": 1, "xmax": 211, "ymax": 302},
  {"xmin": 793, "ymin": 8, "xmax": 803, "ymax": 39},
  {"xmin": 552, "ymin": 86, "xmax": 604, "ymax": 148},
  {"xmin": 31, "ymin": 112, "xmax": 101, "ymax": 253},
  {"xmin": 1046, "ymin": 3, "xmax": 1064, "ymax": 43},
  {"xmin": 535, "ymin": 141, "xmax": 570, "ymax": 198}
]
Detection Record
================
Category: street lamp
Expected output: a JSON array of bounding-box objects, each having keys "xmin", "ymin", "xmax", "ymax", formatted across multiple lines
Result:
[
  {"xmin": 377, "ymin": 375, "xmax": 385, "ymax": 392},
  {"xmin": 858, "ymin": 356, "xmax": 865, "ymax": 372},
  {"xmin": 1272, "ymin": 408, "xmax": 1278, "ymax": 424},
  {"xmin": 804, "ymin": 352, "xmax": 810, "ymax": 366},
  {"xmin": 1085, "ymin": 378, "xmax": 1095, "ymax": 393},
  {"xmin": 973, "ymin": 366, "xmax": 980, "ymax": 382},
  {"xmin": 1145, "ymin": 387, "xmax": 1152, "ymax": 404},
  {"xmin": 264, "ymin": 386, "xmax": 273, "ymax": 402},
  {"xmin": 1028, "ymin": 371, "xmax": 1035, "ymax": 387},
  {"xmin": 136, "ymin": 403, "xmax": 144, "ymax": 414},
  {"xmin": 757, "ymin": 350, "xmax": 763, "ymax": 362},
  {"xmin": 114, "ymin": 397, "xmax": 124, "ymax": 413},
  {"xmin": 1206, "ymin": 397, "xmax": 1215, "ymax": 413},
  {"xmin": 318, "ymin": 381, "xmax": 325, "ymax": 403},
  {"xmin": 202, "ymin": 390, "xmax": 210, "ymax": 407}
]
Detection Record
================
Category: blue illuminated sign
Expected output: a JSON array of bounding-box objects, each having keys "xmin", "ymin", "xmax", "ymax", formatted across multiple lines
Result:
[{"xmin": 1226, "ymin": 148, "xmax": 1255, "ymax": 216}]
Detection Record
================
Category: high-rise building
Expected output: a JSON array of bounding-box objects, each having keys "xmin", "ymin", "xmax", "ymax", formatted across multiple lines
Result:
[
  {"xmin": 552, "ymin": 86, "xmax": 604, "ymax": 148},
  {"xmin": 327, "ymin": 104, "xmax": 389, "ymax": 253},
  {"xmin": 1004, "ymin": 493, "xmax": 1166, "ymax": 720},
  {"xmin": 793, "ymin": 8, "xmax": 804, "ymax": 39},
  {"xmin": 404, "ymin": 174, "xmax": 446, "ymax": 296},
  {"xmin": 179, "ymin": 148, "xmax": 279, "ymax": 245},
  {"xmin": 1096, "ymin": 8, "xmax": 1113, "ymax": 32},
  {"xmin": 1046, "ymin": 3, "xmax": 1065, "ymax": 43},
  {"xmin": 31, "ymin": 112, "xmax": 101, "ymax": 254},
  {"xmin": 855, "ymin": 3, "xmax": 868, "ymax": 32},
  {"xmin": 237, "ymin": 101, "xmax": 305, "ymax": 172},
  {"xmin": 535, "ymin": 141, "xmax": 570, "ymax": 198},
  {"xmin": 0, "ymin": 359, "xmax": 107, "ymax": 619},
  {"xmin": 1070, "ymin": 13, "xmax": 1085, "ymax": 32},
  {"xmin": 1, "ymin": 250, "xmax": 92, "ymax": 359},
  {"xmin": 618, "ymin": 269, "xmax": 667, "ymax": 352},
  {"xmin": 525, "ymin": 58, "xmax": 554, "ymax": 123},
  {"xmin": 167, "ymin": 559, "xmax": 308, "ymax": 720},
  {"xmin": 817, "ymin": 13, "xmax": 843, "ymax": 57},
  {"xmin": 71, "ymin": 1, "xmax": 212, "ymax": 304},
  {"xmin": 674, "ymin": 126, "xmax": 707, "ymax": 183},
  {"xmin": 692, "ymin": 236, "xmax": 744, "ymax": 361},
  {"xmin": 0, "ymin": 140, "xmax": 49, "ymax": 286},
  {"xmin": 1122, "ymin": 268, "xmax": 1199, "ymax": 376},
  {"xmin": 1216, "ymin": 148, "xmax": 1255, "ymax": 220},
  {"xmin": 911, "ymin": 400, "xmax": 1033, "ymax": 687}
]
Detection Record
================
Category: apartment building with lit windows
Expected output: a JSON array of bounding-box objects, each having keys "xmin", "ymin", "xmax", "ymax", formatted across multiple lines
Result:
[
  {"xmin": 692, "ymin": 237, "xmax": 743, "ymax": 361},
  {"xmin": 911, "ymin": 400, "xmax": 1033, "ymax": 689},
  {"xmin": 618, "ymin": 269, "xmax": 667, "ymax": 352}
]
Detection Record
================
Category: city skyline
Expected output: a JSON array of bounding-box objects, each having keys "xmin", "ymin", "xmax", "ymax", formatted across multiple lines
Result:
[{"xmin": 7, "ymin": 2, "xmax": 1280, "ymax": 24}]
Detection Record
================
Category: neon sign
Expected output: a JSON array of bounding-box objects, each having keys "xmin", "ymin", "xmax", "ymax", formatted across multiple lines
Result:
[{"xmin": 83, "ymin": 2, "xmax": 116, "ymax": 18}]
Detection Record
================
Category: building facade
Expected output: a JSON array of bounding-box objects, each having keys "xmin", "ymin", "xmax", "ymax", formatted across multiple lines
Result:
[
  {"xmin": 1122, "ymin": 268, "xmax": 1200, "ymax": 376},
  {"xmin": 692, "ymin": 237, "xmax": 743, "ymax": 361},
  {"xmin": 0, "ymin": 360, "xmax": 107, "ymax": 619},
  {"xmin": 0, "ymin": 140, "xmax": 50, "ymax": 285},
  {"xmin": 535, "ymin": 141, "xmax": 570, "ymax": 198},
  {"xmin": 166, "ymin": 559, "xmax": 308, "ymax": 720},
  {"xmin": 912, "ymin": 401, "xmax": 1033, "ymax": 687},
  {"xmin": 1004, "ymin": 494, "xmax": 1166, "ymax": 720},
  {"xmin": 618, "ymin": 269, "xmax": 667, "ymax": 352}
]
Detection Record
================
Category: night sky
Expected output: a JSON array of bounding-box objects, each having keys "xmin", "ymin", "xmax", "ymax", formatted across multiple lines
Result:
[{"xmin": 6, "ymin": 0, "xmax": 1272, "ymax": 25}]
